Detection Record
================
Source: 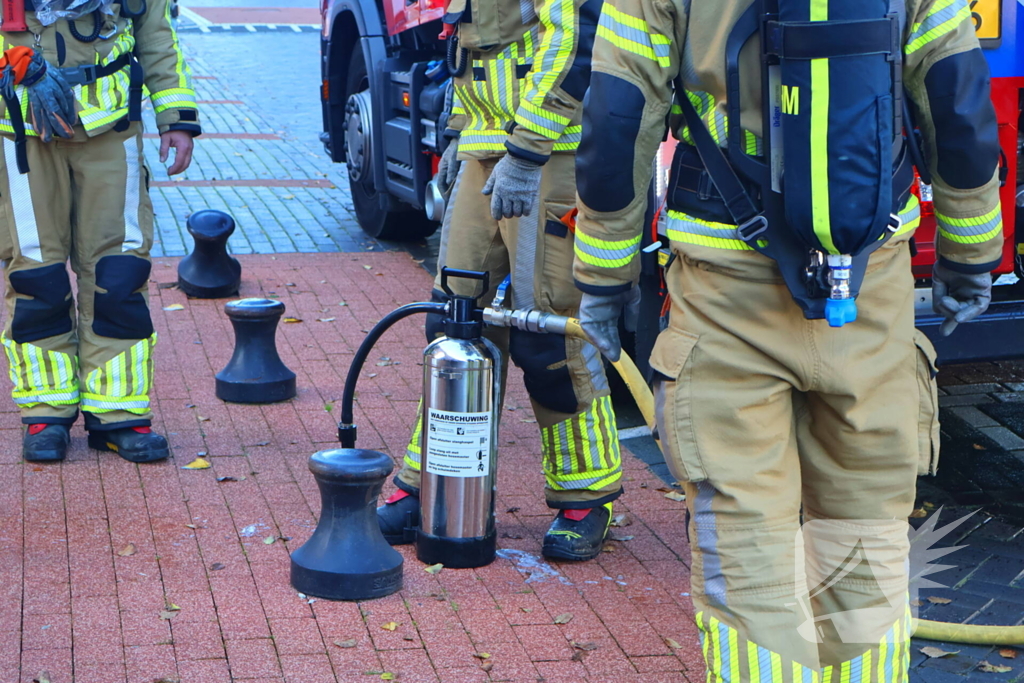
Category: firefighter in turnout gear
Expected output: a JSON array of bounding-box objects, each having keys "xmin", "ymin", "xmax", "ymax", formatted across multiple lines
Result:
[
  {"xmin": 1, "ymin": 0, "xmax": 199, "ymax": 462},
  {"xmin": 376, "ymin": 0, "xmax": 623, "ymax": 561},
  {"xmin": 574, "ymin": 0, "xmax": 999, "ymax": 678}
]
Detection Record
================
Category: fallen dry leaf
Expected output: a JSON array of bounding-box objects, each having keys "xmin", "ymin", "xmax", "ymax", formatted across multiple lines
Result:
[
  {"xmin": 363, "ymin": 265, "xmax": 372, "ymax": 270},
  {"xmin": 554, "ymin": 613, "xmax": 574, "ymax": 625},
  {"xmin": 501, "ymin": 532, "xmax": 524, "ymax": 540},
  {"xmin": 181, "ymin": 457, "xmax": 211, "ymax": 470},
  {"xmin": 402, "ymin": 635, "xmax": 414, "ymax": 642},
  {"xmin": 184, "ymin": 524, "xmax": 197, "ymax": 529},
  {"xmin": 999, "ymin": 649, "xmax": 1018, "ymax": 659},
  {"xmin": 665, "ymin": 638, "xmax": 683, "ymax": 649},
  {"xmin": 978, "ymin": 661, "xmax": 1013, "ymax": 674},
  {"xmin": 317, "ymin": 317, "xmax": 336, "ymax": 322},
  {"xmin": 920, "ymin": 646, "xmax": 959, "ymax": 659},
  {"xmin": 610, "ymin": 513, "xmax": 632, "ymax": 528},
  {"xmin": 973, "ymin": 443, "xmax": 987, "ymax": 450},
  {"xmin": 506, "ymin": 507, "xmax": 521, "ymax": 513},
  {"xmin": 116, "ymin": 543, "xmax": 137, "ymax": 557},
  {"xmin": 33, "ymin": 672, "xmax": 50, "ymax": 683},
  {"xmin": 571, "ymin": 651, "xmax": 587, "ymax": 662},
  {"xmin": 910, "ymin": 508, "xmax": 928, "ymax": 518},
  {"xmin": 210, "ymin": 563, "xmax": 226, "ymax": 571},
  {"xmin": 656, "ymin": 487, "xmax": 673, "ymax": 493},
  {"xmin": 158, "ymin": 610, "xmax": 179, "ymax": 620},
  {"xmin": 472, "ymin": 653, "xmax": 491, "ymax": 660},
  {"xmin": 381, "ymin": 622, "xmax": 399, "ymax": 631},
  {"xmin": 664, "ymin": 491, "xmax": 686, "ymax": 502},
  {"xmin": 152, "ymin": 678, "xmax": 179, "ymax": 683},
  {"xmin": 380, "ymin": 673, "xmax": 395, "ymax": 680},
  {"xmin": 423, "ymin": 563, "xmax": 444, "ymax": 575},
  {"xmin": 283, "ymin": 317, "xmax": 303, "ymax": 323},
  {"xmin": 610, "ymin": 534, "xmax": 635, "ymax": 542},
  {"xmin": 602, "ymin": 545, "xmax": 616, "ymax": 553},
  {"xmin": 334, "ymin": 639, "xmax": 357, "ymax": 648},
  {"xmin": 162, "ymin": 304, "xmax": 184, "ymax": 311},
  {"xmin": 197, "ymin": 416, "xmax": 210, "ymax": 422},
  {"xmin": 926, "ymin": 596, "xmax": 952, "ymax": 605},
  {"xmin": 571, "ymin": 641, "xmax": 599, "ymax": 651},
  {"xmin": 480, "ymin": 661, "xmax": 494, "ymax": 672},
  {"xmin": 263, "ymin": 536, "xmax": 276, "ymax": 545},
  {"xmin": 216, "ymin": 476, "xmax": 238, "ymax": 483}
]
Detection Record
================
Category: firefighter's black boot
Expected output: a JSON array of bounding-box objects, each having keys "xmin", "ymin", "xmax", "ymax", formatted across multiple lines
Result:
[
  {"xmin": 87, "ymin": 426, "xmax": 170, "ymax": 463},
  {"xmin": 542, "ymin": 503, "xmax": 613, "ymax": 561},
  {"xmin": 23, "ymin": 424, "xmax": 71, "ymax": 462},
  {"xmin": 377, "ymin": 489, "xmax": 419, "ymax": 545}
]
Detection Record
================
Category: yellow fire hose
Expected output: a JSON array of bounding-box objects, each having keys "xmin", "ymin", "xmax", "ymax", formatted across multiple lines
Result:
[{"xmin": 561, "ymin": 318, "xmax": 1024, "ymax": 647}]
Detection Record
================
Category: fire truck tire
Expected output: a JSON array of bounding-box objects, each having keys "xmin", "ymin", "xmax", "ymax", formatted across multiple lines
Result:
[{"xmin": 345, "ymin": 43, "xmax": 438, "ymax": 242}]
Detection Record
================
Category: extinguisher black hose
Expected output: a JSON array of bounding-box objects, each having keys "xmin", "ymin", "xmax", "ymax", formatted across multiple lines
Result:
[{"xmin": 338, "ymin": 302, "xmax": 447, "ymax": 448}]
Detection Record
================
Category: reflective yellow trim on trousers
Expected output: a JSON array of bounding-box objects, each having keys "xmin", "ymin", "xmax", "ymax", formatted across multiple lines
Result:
[
  {"xmin": 542, "ymin": 395, "xmax": 622, "ymax": 492},
  {"xmin": 1, "ymin": 334, "xmax": 80, "ymax": 407},
  {"xmin": 81, "ymin": 334, "xmax": 156, "ymax": 415},
  {"xmin": 405, "ymin": 399, "xmax": 425, "ymax": 472},
  {"xmin": 809, "ymin": 0, "xmax": 835, "ymax": 255},
  {"xmin": 695, "ymin": 607, "xmax": 912, "ymax": 683}
]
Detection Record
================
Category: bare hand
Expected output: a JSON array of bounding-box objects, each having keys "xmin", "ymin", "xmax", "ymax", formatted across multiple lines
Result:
[{"xmin": 159, "ymin": 130, "xmax": 195, "ymax": 175}]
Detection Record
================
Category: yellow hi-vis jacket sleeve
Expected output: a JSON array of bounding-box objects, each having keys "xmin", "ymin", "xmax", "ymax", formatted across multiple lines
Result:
[
  {"xmin": 904, "ymin": 0, "xmax": 1003, "ymax": 274},
  {"xmin": 505, "ymin": 0, "xmax": 603, "ymax": 164},
  {"xmin": 572, "ymin": 0, "xmax": 683, "ymax": 294},
  {"xmin": 134, "ymin": 0, "xmax": 201, "ymax": 135}
]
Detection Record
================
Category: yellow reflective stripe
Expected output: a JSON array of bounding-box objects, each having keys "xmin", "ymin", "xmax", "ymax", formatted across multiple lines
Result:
[
  {"xmin": 165, "ymin": 0, "xmax": 192, "ymax": 89},
  {"xmin": 935, "ymin": 205, "xmax": 1003, "ymax": 244},
  {"xmin": 905, "ymin": 0, "xmax": 971, "ymax": 55},
  {"xmin": 860, "ymin": 651, "xmax": 872, "ymax": 683},
  {"xmin": 515, "ymin": 100, "xmax": 571, "ymax": 139},
  {"xmin": 524, "ymin": 0, "xmax": 575, "ymax": 108},
  {"xmin": 666, "ymin": 210, "xmax": 756, "ymax": 251},
  {"xmin": 596, "ymin": 5, "xmax": 672, "ymax": 67},
  {"xmin": 151, "ymin": 88, "xmax": 198, "ymax": 114},
  {"xmin": 808, "ymin": 0, "xmax": 834, "ymax": 255},
  {"xmin": 890, "ymin": 194, "xmax": 922, "ymax": 237},
  {"xmin": 574, "ymin": 230, "xmax": 642, "ymax": 268}
]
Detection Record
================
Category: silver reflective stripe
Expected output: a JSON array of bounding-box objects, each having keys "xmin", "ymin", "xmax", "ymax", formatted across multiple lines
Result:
[
  {"xmin": 694, "ymin": 481, "xmax": 727, "ymax": 607},
  {"xmin": 520, "ymin": 0, "xmax": 536, "ymax": 24},
  {"xmin": 122, "ymin": 136, "xmax": 144, "ymax": 252},
  {"xmin": 435, "ymin": 163, "xmax": 464, "ymax": 276},
  {"xmin": 3, "ymin": 137, "xmax": 42, "ymax": 262},
  {"xmin": 513, "ymin": 206, "xmax": 539, "ymax": 311}
]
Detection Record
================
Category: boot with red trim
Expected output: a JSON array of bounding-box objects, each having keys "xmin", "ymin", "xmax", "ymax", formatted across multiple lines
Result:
[
  {"xmin": 376, "ymin": 489, "xmax": 420, "ymax": 545},
  {"xmin": 23, "ymin": 423, "xmax": 71, "ymax": 462},
  {"xmin": 87, "ymin": 426, "xmax": 170, "ymax": 463},
  {"xmin": 542, "ymin": 503, "xmax": 613, "ymax": 561}
]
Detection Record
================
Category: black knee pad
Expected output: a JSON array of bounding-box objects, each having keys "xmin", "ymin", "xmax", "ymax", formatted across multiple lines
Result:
[
  {"xmin": 509, "ymin": 328, "xmax": 578, "ymax": 415},
  {"xmin": 8, "ymin": 264, "xmax": 74, "ymax": 343},
  {"xmin": 424, "ymin": 288, "xmax": 447, "ymax": 342},
  {"xmin": 94, "ymin": 255, "xmax": 154, "ymax": 340}
]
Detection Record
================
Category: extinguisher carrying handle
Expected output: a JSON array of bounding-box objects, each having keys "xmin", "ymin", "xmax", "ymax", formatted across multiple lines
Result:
[{"xmin": 440, "ymin": 267, "xmax": 489, "ymax": 301}]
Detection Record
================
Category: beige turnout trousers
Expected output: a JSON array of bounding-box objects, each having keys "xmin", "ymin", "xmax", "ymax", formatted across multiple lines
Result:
[
  {"xmin": 0, "ymin": 123, "xmax": 157, "ymax": 430},
  {"xmin": 397, "ymin": 154, "xmax": 623, "ymax": 508},
  {"xmin": 650, "ymin": 240, "xmax": 939, "ymax": 677}
]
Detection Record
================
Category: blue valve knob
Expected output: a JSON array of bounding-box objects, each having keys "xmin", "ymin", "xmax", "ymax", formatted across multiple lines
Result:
[{"xmin": 825, "ymin": 298, "xmax": 858, "ymax": 328}]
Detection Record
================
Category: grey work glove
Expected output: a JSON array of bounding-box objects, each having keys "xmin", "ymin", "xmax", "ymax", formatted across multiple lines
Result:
[
  {"xmin": 438, "ymin": 137, "xmax": 461, "ymax": 194},
  {"xmin": 578, "ymin": 288, "xmax": 641, "ymax": 362},
  {"xmin": 481, "ymin": 153, "xmax": 543, "ymax": 220},
  {"xmin": 932, "ymin": 263, "xmax": 992, "ymax": 337}
]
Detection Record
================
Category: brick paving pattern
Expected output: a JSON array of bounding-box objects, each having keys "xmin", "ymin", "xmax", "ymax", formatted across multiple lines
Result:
[{"xmin": 0, "ymin": 254, "xmax": 708, "ymax": 683}]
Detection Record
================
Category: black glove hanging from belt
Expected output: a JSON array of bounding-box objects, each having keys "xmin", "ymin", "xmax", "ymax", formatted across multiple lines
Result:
[{"xmin": 0, "ymin": 46, "xmax": 77, "ymax": 173}]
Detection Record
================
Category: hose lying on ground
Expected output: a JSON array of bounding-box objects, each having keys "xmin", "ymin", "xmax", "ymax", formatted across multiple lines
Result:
[{"xmin": 560, "ymin": 317, "xmax": 1024, "ymax": 647}]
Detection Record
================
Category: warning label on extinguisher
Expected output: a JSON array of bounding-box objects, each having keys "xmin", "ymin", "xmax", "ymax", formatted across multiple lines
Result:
[{"xmin": 424, "ymin": 408, "xmax": 492, "ymax": 478}]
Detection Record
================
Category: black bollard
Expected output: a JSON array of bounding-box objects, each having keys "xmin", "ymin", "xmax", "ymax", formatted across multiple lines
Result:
[
  {"xmin": 178, "ymin": 210, "xmax": 242, "ymax": 298},
  {"xmin": 216, "ymin": 298, "xmax": 297, "ymax": 403},
  {"xmin": 291, "ymin": 449, "xmax": 404, "ymax": 600}
]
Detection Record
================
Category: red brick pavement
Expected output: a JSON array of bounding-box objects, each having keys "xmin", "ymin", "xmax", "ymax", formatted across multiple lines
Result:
[{"xmin": 0, "ymin": 252, "xmax": 703, "ymax": 683}]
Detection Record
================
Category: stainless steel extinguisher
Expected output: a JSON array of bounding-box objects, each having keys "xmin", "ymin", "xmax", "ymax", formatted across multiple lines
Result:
[{"xmin": 416, "ymin": 269, "xmax": 502, "ymax": 569}]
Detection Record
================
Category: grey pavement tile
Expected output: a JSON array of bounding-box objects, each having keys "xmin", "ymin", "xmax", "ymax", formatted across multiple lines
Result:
[
  {"xmin": 944, "ymin": 384, "xmax": 1007, "ymax": 395},
  {"xmin": 939, "ymin": 395, "xmax": 995, "ymax": 408},
  {"xmin": 949, "ymin": 407, "xmax": 1000, "ymax": 429},
  {"xmin": 1003, "ymin": 382, "xmax": 1024, "ymax": 392},
  {"xmin": 977, "ymin": 426, "xmax": 1024, "ymax": 452},
  {"xmin": 992, "ymin": 392, "xmax": 1024, "ymax": 403}
]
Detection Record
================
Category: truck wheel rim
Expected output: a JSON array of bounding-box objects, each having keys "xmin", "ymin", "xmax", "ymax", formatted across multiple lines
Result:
[{"xmin": 344, "ymin": 90, "xmax": 373, "ymax": 183}]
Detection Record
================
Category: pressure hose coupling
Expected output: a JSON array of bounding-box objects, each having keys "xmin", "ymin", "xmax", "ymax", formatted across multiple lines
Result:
[{"xmin": 482, "ymin": 306, "xmax": 570, "ymax": 335}]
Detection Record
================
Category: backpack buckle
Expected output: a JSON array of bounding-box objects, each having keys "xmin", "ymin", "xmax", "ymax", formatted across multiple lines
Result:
[
  {"xmin": 887, "ymin": 213, "xmax": 902, "ymax": 233},
  {"xmin": 736, "ymin": 215, "xmax": 769, "ymax": 242}
]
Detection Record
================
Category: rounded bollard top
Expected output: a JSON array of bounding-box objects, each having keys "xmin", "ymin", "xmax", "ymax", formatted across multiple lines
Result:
[
  {"xmin": 308, "ymin": 449, "xmax": 395, "ymax": 483},
  {"xmin": 187, "ymin": 210, "xmax": 236, "ymax": 241},
  {"xmin": 224, "ymin": 298, "xmax": 286, "ymax": 319}
]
